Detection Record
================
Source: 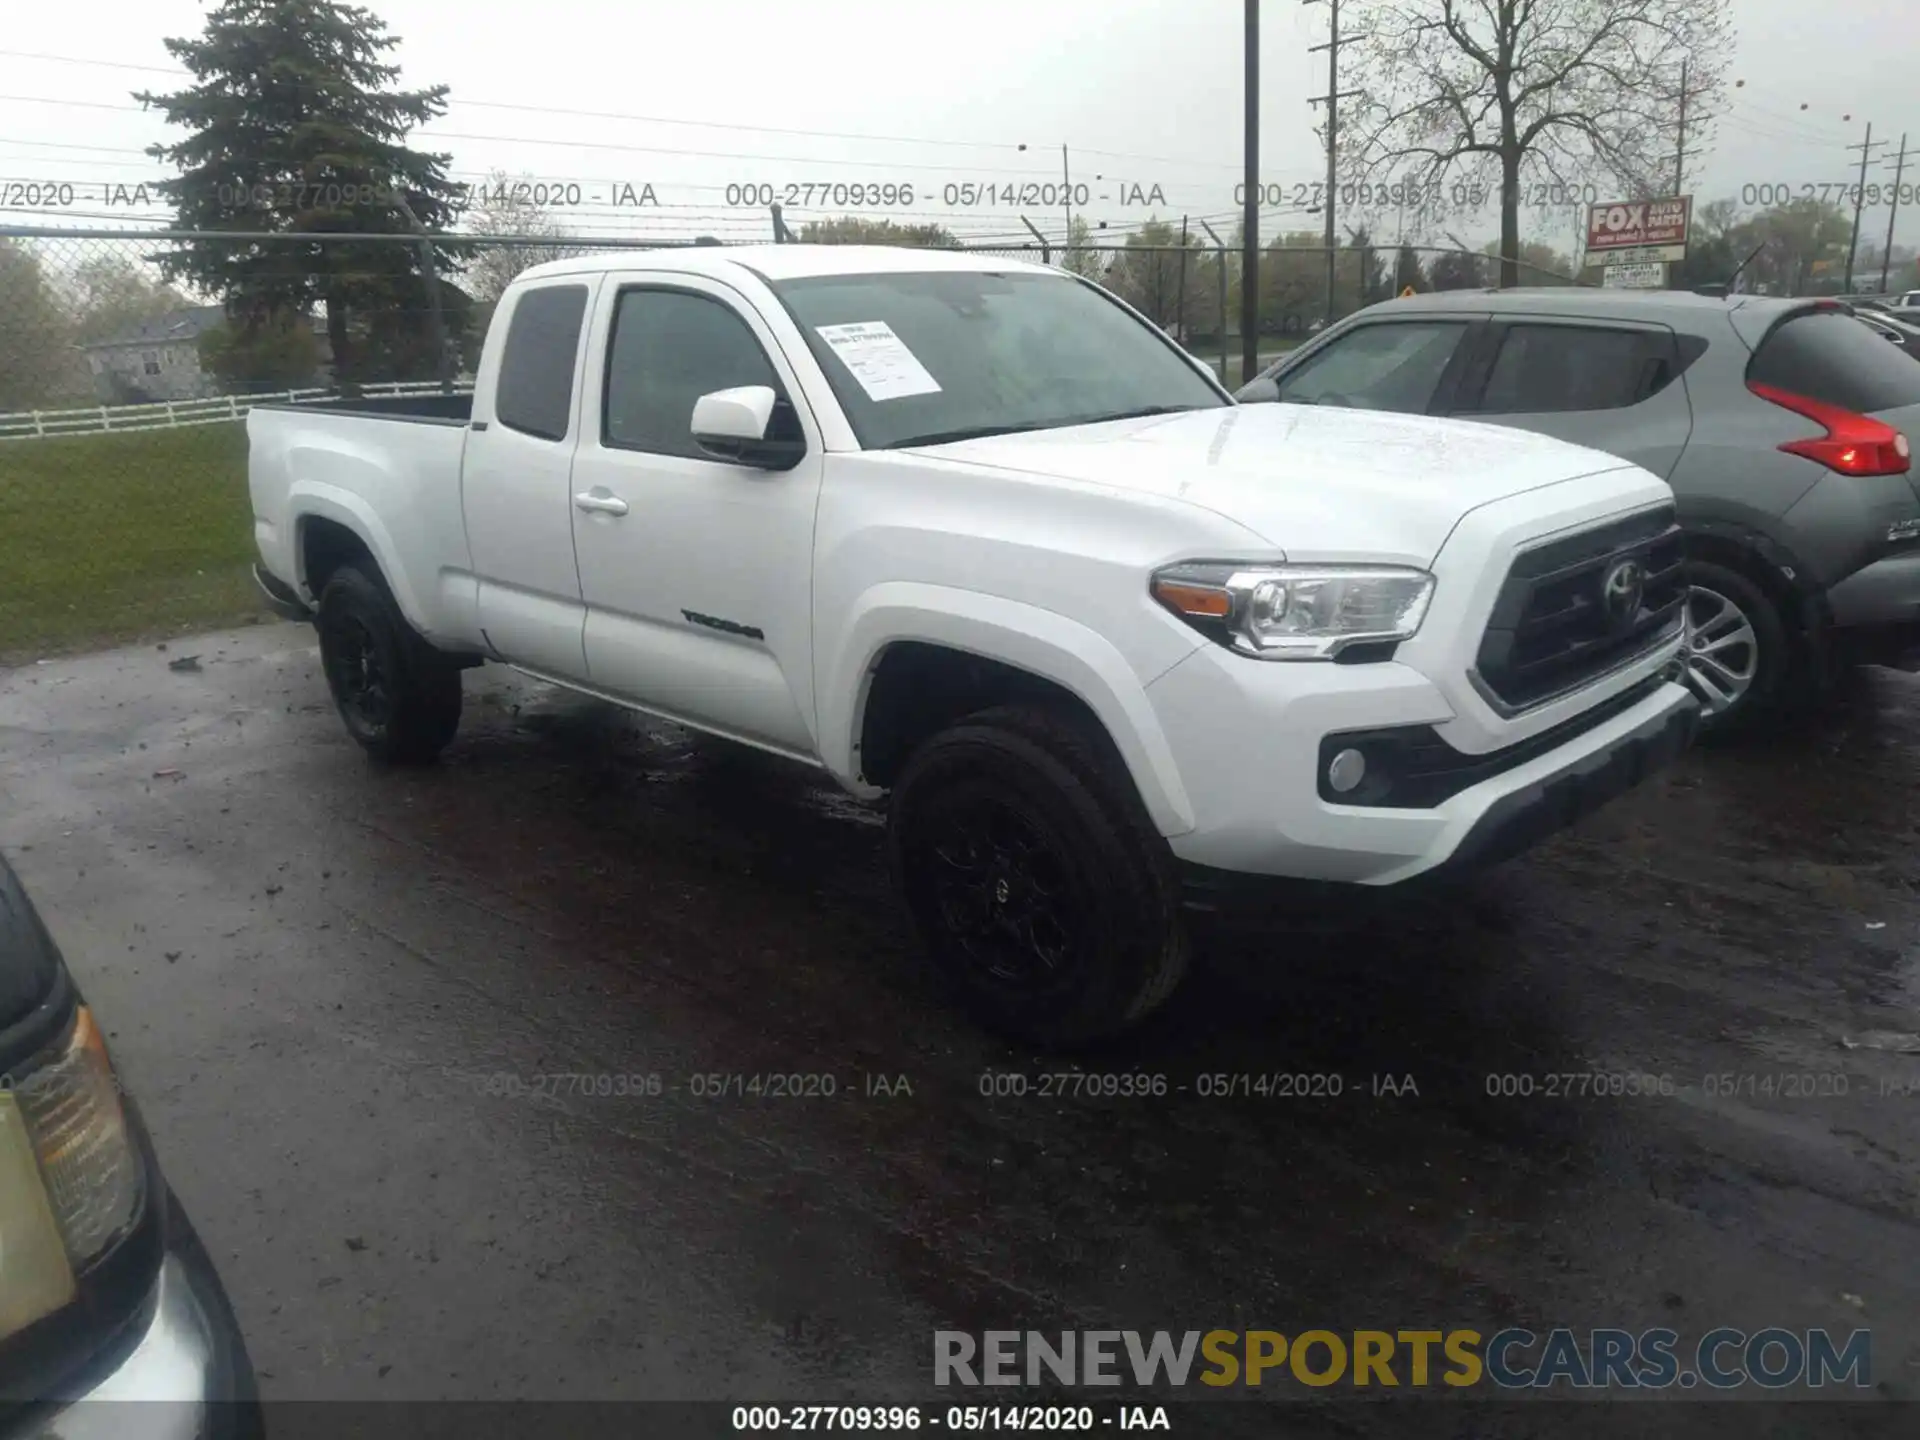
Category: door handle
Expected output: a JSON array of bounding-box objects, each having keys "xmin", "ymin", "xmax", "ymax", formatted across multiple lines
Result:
[{"xmin": 574, "ymin": 490, "xmax": 629, "ymax": 517}]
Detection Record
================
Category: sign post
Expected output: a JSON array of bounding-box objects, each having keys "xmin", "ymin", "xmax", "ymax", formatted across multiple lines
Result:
[
  {"xmin": 1585, "ymin": 196, "xmax": 1692, "ymax": 287},
  {"xmin": 1601, "ymin": 262, "xmax": 1666, "ymax": 290}
]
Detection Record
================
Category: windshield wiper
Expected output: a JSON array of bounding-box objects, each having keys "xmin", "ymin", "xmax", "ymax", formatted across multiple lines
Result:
[
  {"xmin": 1064, "ymin": 403, "xmax": 1206, "ymax": 426},
  {"xmin": 885, "ymin": 405, "xmax": 1206, "ymax": 450},
  {"xmin": 883, "ymin": 419, "xmax": 1062, "ymax": 449}
]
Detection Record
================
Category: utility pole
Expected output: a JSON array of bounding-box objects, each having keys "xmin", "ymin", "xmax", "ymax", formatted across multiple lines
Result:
[
  {"xmin": 386, "ymin": 177, "xmax": 452, "ymax": 393},
  {"xmin": 1306, "ymin": 0, "xmax": 1364, "ymax": 324},
  {"xmin": 1673, "ymin": 57, "xmax": 1689, "ymax": 195},
  {"xmin": 1241, "ymin": 0, "xmax": 1260, "ymax": 385},
  {"xmin": 1062, "ymin": 144, "xmax": 1073, "ymax": 264},
  {"xmin": 1844, "ymin": 122, "xmax": 1884, "ymax": 293},
  {"xmin": 1200, "ymin": 219, "xmax": 1231, "ymax": 383},
  {"xmin": 1176, "ymin": 215, "xmax": 1191, "ymax": 348},
  {"xmin": 1881, "ymin": 134, "xmax": 1915, "ymax": 294}
]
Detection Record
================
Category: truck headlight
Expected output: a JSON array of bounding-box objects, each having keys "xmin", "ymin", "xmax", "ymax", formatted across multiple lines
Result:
[
  {"xmin": 0, "ymin": 1007, "xmax": 142, "ymax": 1342},
  {"xmin": 1151, "ymin": 562, "xmax": 1436, "ymax": 660}
]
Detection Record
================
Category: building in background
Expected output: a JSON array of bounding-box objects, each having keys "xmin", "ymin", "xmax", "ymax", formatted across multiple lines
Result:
[{"xmin": 79, "ymin": 305, "xmax": 226, "ymax": 403}]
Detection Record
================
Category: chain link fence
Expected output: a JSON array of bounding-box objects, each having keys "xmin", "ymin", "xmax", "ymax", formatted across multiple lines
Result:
[{"xmin": 0, "ymin": 224, "xmax": 1578, "ymax": 662}]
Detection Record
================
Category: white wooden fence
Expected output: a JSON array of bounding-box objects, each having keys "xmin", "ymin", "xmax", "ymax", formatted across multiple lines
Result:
[{"xmin": 0, "ymin": 380, "xmax": 475, "ymax": 441}]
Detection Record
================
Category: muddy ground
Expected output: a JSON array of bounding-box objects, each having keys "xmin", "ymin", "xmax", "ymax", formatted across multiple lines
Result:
[{"xmin": 2, "ymin": 624, "xmax": 1917, "ymax": 1437}]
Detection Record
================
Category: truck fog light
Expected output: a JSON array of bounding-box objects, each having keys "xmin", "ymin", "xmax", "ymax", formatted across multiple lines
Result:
[{"xmin": 1327, "ymin": 748, "xmax": 1367, "ymax": 794}]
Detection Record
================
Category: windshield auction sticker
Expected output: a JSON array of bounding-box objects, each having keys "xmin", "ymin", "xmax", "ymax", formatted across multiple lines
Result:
[{"xmin": 814, "ymin": 321, "xmax": 941, "ymax": 401}]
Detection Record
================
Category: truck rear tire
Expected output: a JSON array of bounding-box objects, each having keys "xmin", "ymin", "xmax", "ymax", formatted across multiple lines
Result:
[
  {"xmin": 888, "ymin": 703, "xmax": 1189, "ymax": 1048},
  {"xmin": 315, "ymin": 561, "xmax": 463, "ymax": 764}
]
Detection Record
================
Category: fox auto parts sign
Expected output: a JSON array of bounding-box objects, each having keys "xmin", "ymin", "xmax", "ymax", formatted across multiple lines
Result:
[{"xmin": 1586, "ymin": 196, "xmax": 1691, "ymax": 263}]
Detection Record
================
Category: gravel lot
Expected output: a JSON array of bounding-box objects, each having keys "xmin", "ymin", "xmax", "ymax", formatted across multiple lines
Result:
[{"xmin": 2, "ymin": 623, "xmax": 1917, "ymax": 1435}]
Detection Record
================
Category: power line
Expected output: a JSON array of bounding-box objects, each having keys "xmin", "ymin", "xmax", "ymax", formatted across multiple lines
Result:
[
  {"xmin": 0, "ymin": 47, "xmax": 1258, "ymax": 177},
  {"xmin": 2, "ymin": 46, "xmax": 1889, "ymax": 184},
  {"xmin": 1726, "ymin": 93, "xmax": 1854, "ymax": 141},
  {"xmin": 0, "ymin": 50, "xmax": 1032, "ymax": 148},
  {"xmin": 1714, "ymin": 113, "xmax": 1858, "ymax": 149},
  {"xmin": 0, "ymin": 94, "xmax": 1077, "ymax": 175}
]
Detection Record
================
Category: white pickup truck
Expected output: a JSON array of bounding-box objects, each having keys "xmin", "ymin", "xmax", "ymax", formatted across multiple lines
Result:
[{"xmin": 250, "ymin": 244, "xmax": 1698, "ymax": 1043}]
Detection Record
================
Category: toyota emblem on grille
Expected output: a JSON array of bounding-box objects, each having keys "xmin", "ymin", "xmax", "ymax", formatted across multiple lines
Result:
[{"xmin": 1603, "ymin": 558, "xmax": 1647, "ymax": 630}]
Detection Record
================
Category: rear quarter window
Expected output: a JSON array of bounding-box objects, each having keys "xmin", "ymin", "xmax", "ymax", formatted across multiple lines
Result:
[
  {"xmin": 495, "ymin": 283, "xmax": 589, "ymax": 440},
  {"xmin": 1747, "ymin": 310, "xmax": 1920, "ymax": 413},
  {"xmin": 1474, "ymin": 325, "xmax": 1667, "ymax": 414}
]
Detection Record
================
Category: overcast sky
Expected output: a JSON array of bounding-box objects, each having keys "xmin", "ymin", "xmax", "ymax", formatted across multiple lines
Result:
[{"xmin": 1, "ymin": 0, "xmax": 1913, "ymax": 262}]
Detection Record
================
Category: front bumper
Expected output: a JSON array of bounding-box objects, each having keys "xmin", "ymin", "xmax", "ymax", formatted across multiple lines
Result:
[
  {"xmin": 1179, "ymin": 683, "xmax": 1699, "ymax": 925},
  {"xmin": 1146, "ymin": 607, "xmax": 1696, "ymax": 885},
  {"xmin": 16, "ymin": 1203, "xmax": 261, "ymax": 1440}
]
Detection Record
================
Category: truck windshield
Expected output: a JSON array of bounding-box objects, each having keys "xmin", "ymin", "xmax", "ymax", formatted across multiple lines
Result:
[{"xmin": 771, "ymin": 269, "xmax": 1228, "ymax": 450}]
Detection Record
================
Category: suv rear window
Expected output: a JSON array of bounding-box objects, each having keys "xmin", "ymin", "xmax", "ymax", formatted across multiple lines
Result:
[{"xmin": 1747, "ymin": 310, "xmax": 1920, "ymax": 413}]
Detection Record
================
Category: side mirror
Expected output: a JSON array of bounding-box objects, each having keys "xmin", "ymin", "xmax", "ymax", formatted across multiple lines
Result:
[
  {"xmin": 690, "ymin": 385, "xmax": 806, "ymax": 469},
  {"xmin": 1236, "ymin": 376, "xmax": 1280, "ymax": 404}
]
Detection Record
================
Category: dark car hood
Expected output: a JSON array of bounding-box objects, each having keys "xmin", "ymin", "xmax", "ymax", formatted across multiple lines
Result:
[{"xmin": 0, "ymin": 855, "xmax": 61, "ymax": 1034}]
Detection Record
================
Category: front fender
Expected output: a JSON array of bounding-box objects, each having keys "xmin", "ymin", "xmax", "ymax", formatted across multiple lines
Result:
[
  {"xmin": 821, "ymin": 582, "xmax": 1198, "ymax": 837},
  {"xmin": 287, "ymin": 483, "xmax": 430, "ymax": 635}
]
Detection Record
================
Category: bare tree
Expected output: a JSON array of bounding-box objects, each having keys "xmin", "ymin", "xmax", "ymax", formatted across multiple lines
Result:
[
  {"xmin": 64, "ymin": 255, "xmax": 190, "ymax": 345},
  {"xmin": 1344, "ymin": 0, "xmax": 1732, "ymax": 286},
  {"xmin": 460, "ymin": 170, "xmax": 576, "ymax": 305}
]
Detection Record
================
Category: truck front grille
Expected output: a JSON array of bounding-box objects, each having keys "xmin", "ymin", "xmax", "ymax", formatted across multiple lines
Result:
[{"xmin": 1472, "ymin": 506, "xmax": 1685, "ymax": 714}]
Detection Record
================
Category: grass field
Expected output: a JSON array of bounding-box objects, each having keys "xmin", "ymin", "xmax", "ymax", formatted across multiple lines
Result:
[{"xmin": 0, "ymin": 423, "xmax": 272, "ymax": 664}]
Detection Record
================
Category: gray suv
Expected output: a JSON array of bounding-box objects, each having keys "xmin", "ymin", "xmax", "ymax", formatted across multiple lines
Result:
[{"xmin": 1237, "ymin": 290, "xmax": 1920, "ymax": 732}]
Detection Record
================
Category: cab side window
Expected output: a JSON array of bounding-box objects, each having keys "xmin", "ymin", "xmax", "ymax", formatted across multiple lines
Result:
[
  {"xmin": 495, "ymin": 284, "xmax": 588, "ymax": 441},
  {"xmin": 603, "ymin": 289, "xmax": 799, "ymax": 457}
]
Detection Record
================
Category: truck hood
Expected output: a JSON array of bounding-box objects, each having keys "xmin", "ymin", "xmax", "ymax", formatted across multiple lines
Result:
[{"xmin": 904, "ymin": 403, "xmax": 1638, "ymax": 565}]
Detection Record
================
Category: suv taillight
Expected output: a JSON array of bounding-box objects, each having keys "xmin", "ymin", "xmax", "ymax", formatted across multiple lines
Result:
[{"xmin": 1747, "ymin": 380, "xmax": 1912, "ymax": 476}]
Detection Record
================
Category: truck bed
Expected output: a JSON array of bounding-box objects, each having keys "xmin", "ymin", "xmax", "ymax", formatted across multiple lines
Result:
[
  {"xmin": 247, "ymin": 395, "xmax": 477, "ymax": 647},
  {"xmin": 249, "ymin": 392, "xmax": 474, "ymax": 425}
]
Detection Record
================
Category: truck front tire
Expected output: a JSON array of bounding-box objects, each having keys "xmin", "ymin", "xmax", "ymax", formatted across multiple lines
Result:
[
  {"xmin": 315, "ymin": 562, "xmax": 463, "ymax": 764},
  {"xmin": 888, "ymin": 704, "xmax": 1190, "ymax": 1047}
]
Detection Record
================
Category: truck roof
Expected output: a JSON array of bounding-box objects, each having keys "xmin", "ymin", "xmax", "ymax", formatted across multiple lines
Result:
[{"xmin": 510, "ymin": 244, "xmax": 1059, "ymax": 286}]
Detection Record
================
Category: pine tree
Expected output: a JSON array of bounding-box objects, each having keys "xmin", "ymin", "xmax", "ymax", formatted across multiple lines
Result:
[{"xmin": 136, "ymin": 0, "xmax": 469, "ymax": 388}]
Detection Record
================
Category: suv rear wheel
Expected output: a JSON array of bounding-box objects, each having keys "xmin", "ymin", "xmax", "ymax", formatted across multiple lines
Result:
[
  {"xmin": 1681, "ymin": 560, "xmax": 1791, "ymax": 736},
  {"xmin": 888, "ymin": 703, "xmax": 1189, "ymax": 1048}
]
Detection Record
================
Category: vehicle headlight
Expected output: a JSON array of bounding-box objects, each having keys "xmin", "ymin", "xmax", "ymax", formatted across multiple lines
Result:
[
  {"xmin": 1151, "ymin": 562, "xmax": 1436, "ymax": 659},
  {"xmin": 0, "ymin": 1007, "xmax": 142, "ymax": 1342}
]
